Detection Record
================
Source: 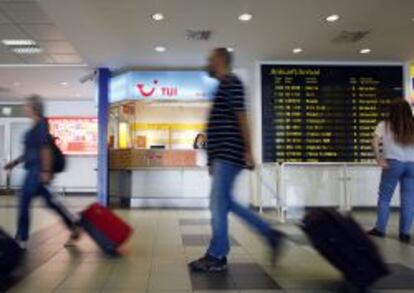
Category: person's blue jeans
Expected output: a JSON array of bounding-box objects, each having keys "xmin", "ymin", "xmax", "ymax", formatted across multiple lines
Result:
[
  {"xmin": 16, "ymin": 169, "xmax": 75, "ymax": 241},
  {"xmin": 207, "ymin": 160, "xmax": 274, "ymax": 258},
  {"xmin": 375, "ymin": 159, "xmax": 414, "ymax": 235}
]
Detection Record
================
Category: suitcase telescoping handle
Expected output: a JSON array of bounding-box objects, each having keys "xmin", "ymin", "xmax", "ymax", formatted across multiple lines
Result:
[
  {"xmin": 256, "ymin": 174, "xmax": 353, "ymax": 240},
  {"xmin": 256, "ymin": 173, "xmax": 308, "ymax": 241}
]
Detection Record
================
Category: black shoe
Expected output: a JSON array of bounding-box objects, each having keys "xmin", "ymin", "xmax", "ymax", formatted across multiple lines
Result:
[
  {"xmin": 267, "ymin": 229, "xmax": 284, "ymax": 265},
  {"xmin": 189, "ymin": 254, "xmax": 227, "ymax": 272},
  {"xmin": 367, "ymin": 228, "xmax": 385, "ymax": 238},
  {"xmin": 399, "ymin": 233, "xmax": 411, "ymax": 243}
]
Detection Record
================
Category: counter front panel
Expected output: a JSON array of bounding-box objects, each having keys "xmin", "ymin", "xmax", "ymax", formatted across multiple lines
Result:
[{"xmin": 110, "ymin": 149, "xmax": 197, "ymax": 169}]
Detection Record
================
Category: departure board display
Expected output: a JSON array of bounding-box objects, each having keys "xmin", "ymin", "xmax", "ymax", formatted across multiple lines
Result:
[{"xmin": 262, "ymin": 64, "xmax": 404, "ymax": 162}]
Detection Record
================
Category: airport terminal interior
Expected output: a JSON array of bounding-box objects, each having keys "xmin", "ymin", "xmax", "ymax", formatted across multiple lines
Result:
[{"xmin": 1, "ymin": 0, "xmax": 414, "ymax": 292}]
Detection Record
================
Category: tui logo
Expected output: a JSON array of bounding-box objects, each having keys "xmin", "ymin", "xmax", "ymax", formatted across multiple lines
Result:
[
  {"xmin": 136, "ymin": 79, "xmax": 178, "ymax": 98},
  {"xmin": 137, "ymin": 80, "xmax": 158, "ymax": 97}
]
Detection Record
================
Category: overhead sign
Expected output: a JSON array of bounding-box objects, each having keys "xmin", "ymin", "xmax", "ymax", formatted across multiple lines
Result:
[
  {"xmin": 411, "ymin": 64, "xmax": 414, "ymax": 102},
  {"xmin": 110, "ymin": 71, "xmax": 217, "ymax": 102}
]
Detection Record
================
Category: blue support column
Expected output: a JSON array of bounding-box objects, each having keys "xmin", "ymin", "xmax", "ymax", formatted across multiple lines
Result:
[{"xmin": 97, "ymin": 68, "xmax": 110, "ymax": 206}]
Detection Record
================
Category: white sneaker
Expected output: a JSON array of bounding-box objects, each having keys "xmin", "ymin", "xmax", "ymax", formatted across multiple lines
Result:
[{"xmin": 17, "ymin": 240, "xmax": 27, "ymax": 250}]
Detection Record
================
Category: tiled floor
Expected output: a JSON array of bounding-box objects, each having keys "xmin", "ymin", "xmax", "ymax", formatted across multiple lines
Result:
[{"xmin": 2, "ymin": 196, "xmax": 414, "ymax": 292}]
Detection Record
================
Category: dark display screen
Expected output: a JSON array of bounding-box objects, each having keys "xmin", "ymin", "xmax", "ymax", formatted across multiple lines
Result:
[{"xmin": 261, "ymin": 64, "xmax": 404, "ymax": 162}]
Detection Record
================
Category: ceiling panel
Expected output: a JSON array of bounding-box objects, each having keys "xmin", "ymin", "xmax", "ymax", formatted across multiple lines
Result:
[
  {"xmin": 38, "ymin": 41, "xmax": 77, "ymax": 54},
  {"xmin": 50, "ymin": 54, "xmax": 83, "ymax": 64},
  {"xmin": 0, "ymin": 23, "xmax": 27, "ymax": 39},
  {"xmin": 0, "ymin": 2, "xmax": 52, "ymax": 24},
  {"xmin": 0, "ymin": 52, "xmax": 21, "ymax": 63},
  {"xmin": 0, "ymin": 66, "xmax": 93, "ymax": 100},
  {"xmin": 20, "ymin": 53, "xmax": 53, "ymax": 64},
  {"xmin": 21, "ymin": 24, "xmax": 66, "ymax": 41},
  {"xmin": 0, "ymin": 11, "xmax": 10, "ymax": 24}
]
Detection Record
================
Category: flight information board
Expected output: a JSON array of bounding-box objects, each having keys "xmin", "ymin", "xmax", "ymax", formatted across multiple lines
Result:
[{"xmin": 261, "ymin": 64, "xmax": 404, "ymax": 162}]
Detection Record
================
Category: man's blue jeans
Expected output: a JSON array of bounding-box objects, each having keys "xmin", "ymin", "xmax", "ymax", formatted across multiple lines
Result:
[
  {"xmin": 16, "ymin": 169, "xmax": 75, "ymax": 241},
  {"xmin": 376, "ymin": 159, "xmax": 414, "ymax": 235},
  {"xmin": 207, "ymin": 160, "xmax": 274, "ymax": 258}
]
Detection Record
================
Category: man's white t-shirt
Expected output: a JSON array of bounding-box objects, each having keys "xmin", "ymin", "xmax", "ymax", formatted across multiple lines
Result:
[{"xmin": 375, "ymin": 121, "xmax": 414, "ymax": 162}]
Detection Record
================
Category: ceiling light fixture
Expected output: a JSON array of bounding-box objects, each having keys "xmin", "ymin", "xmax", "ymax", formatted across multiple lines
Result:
[
  {"xmin": 151, "ymin": 13, "xmax": 164, "ymax": 21},
  {"xmin": 154, "ymin": 46, "xmax": 166, "ymax": 52},
  {"xmin": 360, "ymin": 48, "xmax": 371, "ymax": 54},
  {"xmin": 2, "ymin": 39, "xmax": 36, "ymax": 46},
  {"xmin": 60, "ymin": 81, "xmax": 69, "ymax": 86},
  {"xmin": 227, "ymin": 47, "xmax": 234, "ymax": 52},
  {"xmin": 292, "ymin": 48, "xmax": 303, "ymax": 54},
  {"xmin": 325, "ymin": 14, "xmax": 340, "ymax": 23},
  {"xmin": 12, "ymin": 82, "xmax": 21, "ymax": 87},
  {"xmin": 12, "ymin": 47, "xmax": 43, "ymax": 54},
  {"xmin": 238, "ymin": 13, "xmax": 253, "ymax": 22}
]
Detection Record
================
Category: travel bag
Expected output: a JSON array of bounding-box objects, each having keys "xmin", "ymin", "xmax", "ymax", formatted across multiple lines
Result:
[
  {"xmin": 0, "ymin": 229, "xmax": 22, "ymax": 275},
  {"xmin": 80, "ymin": 203, "xmax": 133, "ymax": 254},
  {"xmin": 301, "ymin": 208, "xmax": 389, "ymax": 290}
]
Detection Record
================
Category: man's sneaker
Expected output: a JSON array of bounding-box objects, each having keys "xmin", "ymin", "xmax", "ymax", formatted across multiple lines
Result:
[
  {"xmin": 399, "ymin": 233, "xmax": 411, "ymax": 243},
  {"xmin": 17, "ymin": 240, "xmax": 27, "ymax": 250},
  {"xmin": 267, "ymin": 229, "xmax": 284, "ymax": 265},
  {"xmin": 368, "ymin": 228, "xmax": 385, "ymax": 238},
  {"xmin": 189, "ymin": 254, "xmax": 228, "ymax": 272}
]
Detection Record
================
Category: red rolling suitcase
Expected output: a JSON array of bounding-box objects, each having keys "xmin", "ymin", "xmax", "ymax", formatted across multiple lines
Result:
[{"xmin": 80, "ymin": 203, "xmax": 133, "ymax": 254}]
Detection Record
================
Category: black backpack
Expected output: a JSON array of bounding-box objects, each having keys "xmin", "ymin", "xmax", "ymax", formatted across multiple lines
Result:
[{"xmin": 50, "ymin": 136, "xmax": 66, "ymax": 173}]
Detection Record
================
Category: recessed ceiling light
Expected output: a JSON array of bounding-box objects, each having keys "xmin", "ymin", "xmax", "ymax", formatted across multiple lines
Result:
[
  {"xmin": 227, "ymin": 47, "xmax": 234, "ymax": 52},
  {"xmin": 325, "ymin": 14, "xmax": 340, "ymax": 23},
  {"xmin": 12, "ymin": 82, "xmax": 21, "ymax": 87},
  {"xmin": 154, "ymin": 46, "xmax": 166, "ymax": 52},
  {"xmin": 12, "ymin": 47, "xmax": 42, "ymax": 54},
  {"xmin": 60, "ymin": 81, "xmax": 69, "ymax": 86},
  {"xmin": 360, "ymin": 48, "xmax": 371, "ymax": 54},
  {"xmin": 2, "ymin": 39, "xmax": 36, "ymax": 46},
  {"xmin": 238, "ymin": 13, "xmax": 253, "ymax": 22},
  {"xmin": 292, "ymin": 48, "xmax": 303, "ymax": 54},
  {"xmin": 151, "ymin": 13, "xmax": 164, "ymax": 21}
]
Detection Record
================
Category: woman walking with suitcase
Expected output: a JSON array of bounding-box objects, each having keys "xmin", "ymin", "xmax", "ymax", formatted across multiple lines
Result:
[
  {"xmin": 369, "ymin": 98, "xmax": 414, "ymax": 243},
  {"xmin": 4, "ymin": 95, "xmax": 80, "ymax": 249}
]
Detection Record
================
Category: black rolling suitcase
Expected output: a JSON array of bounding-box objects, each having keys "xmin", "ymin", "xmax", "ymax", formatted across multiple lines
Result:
[
  {"xmin": 0, "ymin": 229, "xmax": 22, "ymax": 275},
  {"xmin": 301, "ymin": 209, "xmax": 389, "ymax": 290}
]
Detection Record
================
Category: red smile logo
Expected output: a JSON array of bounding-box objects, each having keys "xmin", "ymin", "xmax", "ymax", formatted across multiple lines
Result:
[{"xmin": 137, "ymin": 80, "xmax": 158, "ymax": 97}]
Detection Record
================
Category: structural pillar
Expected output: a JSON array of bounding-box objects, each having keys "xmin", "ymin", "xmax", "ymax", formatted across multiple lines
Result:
[{"xmin": 97, "ymin": 68, "xmax": 110, "ymax": 205}]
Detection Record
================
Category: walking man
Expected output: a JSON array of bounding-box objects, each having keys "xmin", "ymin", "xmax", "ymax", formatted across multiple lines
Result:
[{"xmin": 189, "ymin": 48, "xmax": 282, "ymax": 272}]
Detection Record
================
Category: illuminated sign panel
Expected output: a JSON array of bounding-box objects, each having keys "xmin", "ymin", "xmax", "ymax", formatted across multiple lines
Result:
[
  {"xmin": 110, "ymin": 71, "xmax": 217, "ymax": 103},
  {"xmin": 411, "ymin": 64, "xmax": 414, "ymax": 101},
  {"xmin": 48, "ymin": 117, "xmax": 98, "ymax": 155},
  {"xmin": 261, "ymin": 64, "xmax": 404, "ymax": 162}
]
